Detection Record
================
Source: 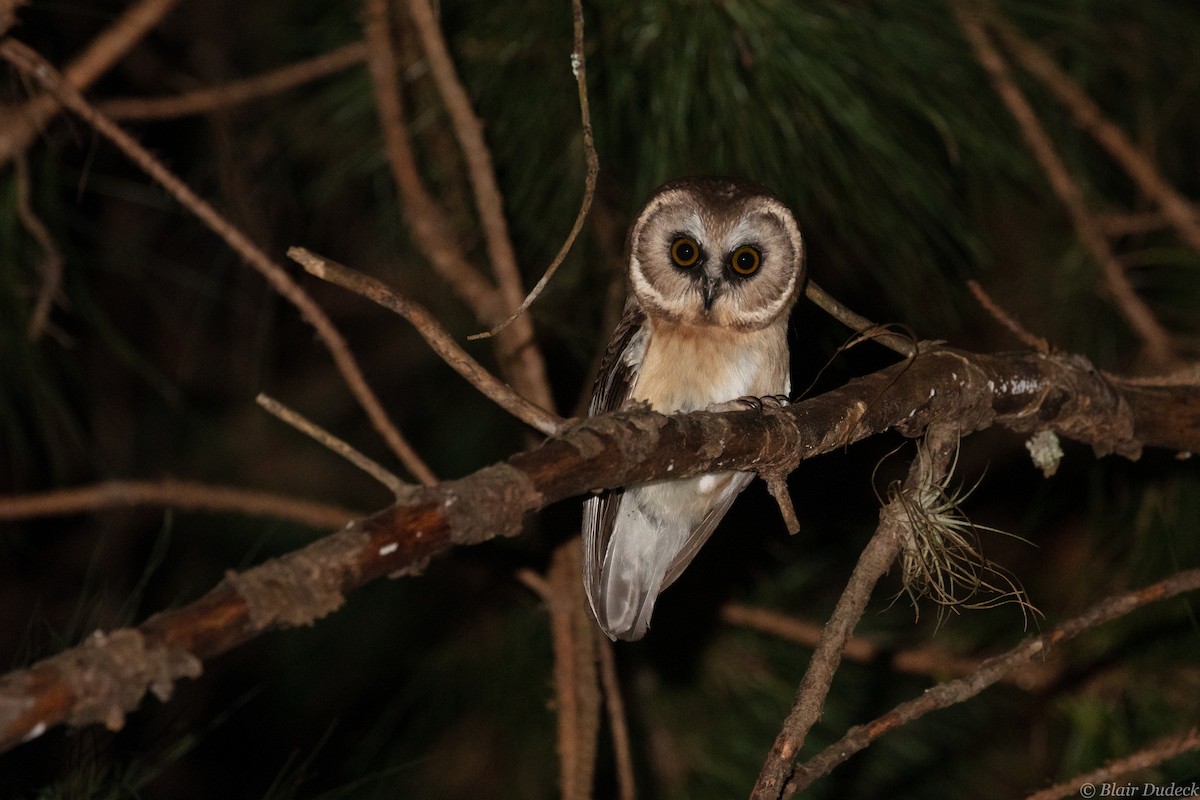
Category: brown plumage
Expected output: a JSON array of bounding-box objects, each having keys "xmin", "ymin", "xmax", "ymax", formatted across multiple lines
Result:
[{"xmin": 583, "ymin": 177, "xmax": 806, "ymax": 640}]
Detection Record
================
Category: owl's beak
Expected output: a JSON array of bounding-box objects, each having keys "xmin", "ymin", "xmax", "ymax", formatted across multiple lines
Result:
[{"xmin": 699, "ymin": 276, "xmax": 719, "ymax": 312}]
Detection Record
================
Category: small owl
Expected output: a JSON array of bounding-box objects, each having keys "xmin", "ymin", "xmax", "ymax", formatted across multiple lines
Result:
[{"xmin": 583, "ymin": 176, "xmax": 806, "ymax": 641}]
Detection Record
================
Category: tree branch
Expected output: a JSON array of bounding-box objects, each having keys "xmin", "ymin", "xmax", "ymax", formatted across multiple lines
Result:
[
  {"xmin": 361, "ymin": 0, "xmax": 554, "ymax": 411},
  {"xmin": 289, "ymin": 247, "xmax": 563, "ymax": 435},
  {"xmin": 750, "ymin": 423, "xmax": 959, "ymax": 799},
  {"xmin": 0, "ymin": 38, "xmax": 437, "ymax": 486},
  {"xmin": 0, "ymin": 479, "xmax": 359, "ymax": 530},
  {"xmin": 1023, "ymin": 727, "xmax": 1200, "ymax": 800},
  {"xmin": 791, "ymin": 569, "xmax": 1200, "ymax": 791},
  {"xmin": 986, "ymin": 10, "xmax": 1200, "ymax": 257},
  {"xmin": 720, "ymin": 603, "xmax": 1060, "ymax": 690},
  {"xmin": 949, "ymin": 0, "xmax": 1177, "ymax": 369},
  {"xmin": 97, "ymin": 41, "xmax": 367, "ymax": 121},
  {"xmin": 0, "ymin": 0, "xmax": 180, "ymax": 165},
  {"xmin": 0, "ymin": 344, "xmax": 1195, "ymax": 752}
]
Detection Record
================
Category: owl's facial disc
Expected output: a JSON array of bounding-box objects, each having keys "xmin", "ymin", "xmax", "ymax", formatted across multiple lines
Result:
[{"xmin": 628, "ymin": 178, "xmax": 804, "ymax": 330}]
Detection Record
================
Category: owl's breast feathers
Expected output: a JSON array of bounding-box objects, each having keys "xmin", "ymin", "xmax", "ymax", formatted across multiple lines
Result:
[{"xmin": 628, "ymin": 316, "xmax": 791, "ymax": 413}]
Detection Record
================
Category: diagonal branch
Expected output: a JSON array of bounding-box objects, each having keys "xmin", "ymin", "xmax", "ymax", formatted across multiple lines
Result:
[
  {"xmin": 361, "ymin": 0, "xmax": 554, "ymax": 411},
  {"xmin": 98, "ymin": 40, "xmax": 368, "ymax": 121},
  {"xmin": 0, "ymin": 0, "xmax": 180, "ymax": 165},
  {"xmin": 1023, "ymin": 727, "xmax": 1200, "ymax": 800},
  {"xmin": 0, "ymin": 479, "xmax": 358, "ymax": 530},
  {"xmin": 791, "ymin": 570, "xmax": 1200, "ymax": 791},
  {"xmin": 0, "ymin": 344, "xmax": 1195, "ymax": 752},
  {"xmin": 289, "ymin": 247, "xmax": 564, "ymax": 435},
  {"xmin": 405, "ymin": 0, "xmax": 527, "ymax": 319},
  {"xmin": 749, "ymin": 423, "xmax": 958, "ymax": 799},
  {"xmin": 987, "ymin": 11, "xmax": 1200, "ymax": 256},
  {"xmin": 0, "ymin": 38, "xmax": 437, "ymax": 486},
  {"xmin": 949, "ymin": 0, "xmax": 1176, "ymax": 369}
]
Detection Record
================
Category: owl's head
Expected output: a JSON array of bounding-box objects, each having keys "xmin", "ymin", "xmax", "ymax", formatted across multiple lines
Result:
[{"xmin": 627, "ymin": 177, "xmax": 805, "ymax": 330}]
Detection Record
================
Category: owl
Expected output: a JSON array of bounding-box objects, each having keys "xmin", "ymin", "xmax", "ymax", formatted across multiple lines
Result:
[{"xmin": 583, "ymin": 176, "xmax": 806, "ymax": 641}]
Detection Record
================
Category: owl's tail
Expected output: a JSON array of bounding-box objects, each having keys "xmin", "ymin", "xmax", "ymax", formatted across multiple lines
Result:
[{"xmin": 592, "ymin": 517, "xmax": 674, "ymax": 641}]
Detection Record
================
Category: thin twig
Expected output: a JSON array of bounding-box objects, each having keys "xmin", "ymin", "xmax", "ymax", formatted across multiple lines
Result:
[
  {"xmin": 0, "ymin": 0, "xmax": 180, "ymax": 165},
  {"xmin": 966, "ymin": 279, "xmax": 1050, "ymax": 352},
  {"xmin": 950, "ymin": 0, "xmax": 1176, "ymax": 369},
  {"xmin": 360, "ymin": 0, "xmax": 554, "ymax": 410},
  {"xmin": 988, "ymin": 10, "xmax": 1200, "ymax": 256},
  {"xmin": 804, "ymin": 280, "xmax": 916, "ymax": 358},
  {"xmin": 1023, "ymin": 728, "xmax": 1200, "ymax": 800},
  {"xmin": 791, "ymin": 568, "xmax": 1200, "ymax": 791},
  {"xmin": 751, "ymin": 424, "xmax": 959, "ymax": 799},
  {"xmin": 256, "ymin": 393, "xmax": 405, "ymax": 496},
  {"xmin": 13, "ymin": 153, "xmax": 64, "ymax": 340},
  {"xmin": 0, "ymin": 39, "xmax": 437, "ymax": 486},
  {"xmin": 288, "ymin": 247, "xmax": 564, "ymax": 435},
  {"xmin": 99, "ymin": 41, "xmax": 368, "ymax": 121},
  {"xmin": 0, "ymin": 479, "xmax": 358, "ymax": 530},
  {"xmin": 472, "ymin": 0, "xmax": 599, "ymax": 340}
]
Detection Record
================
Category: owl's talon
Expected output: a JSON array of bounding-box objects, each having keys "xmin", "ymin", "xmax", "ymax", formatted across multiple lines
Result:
[{"xmin": 707, "ymin": 394, "xmax": 790, "ymax": 413}]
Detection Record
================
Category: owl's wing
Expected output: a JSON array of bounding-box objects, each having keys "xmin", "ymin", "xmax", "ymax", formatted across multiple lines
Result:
[
  {"xmin": 660, "ymin": 471, "xmax": 754, "ymax": 590},
  {"xmin": 582, "ymin": 300, "xmax": 646, "ymax": 625},
  {"xmin": 586, "ymin": 299, "xmax": 646, "ymax": 417}
]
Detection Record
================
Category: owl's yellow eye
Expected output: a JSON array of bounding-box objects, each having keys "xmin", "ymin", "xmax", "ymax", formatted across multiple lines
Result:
[
  {"xmin": 670, "ymin": 237, "xmax": 701, "ymax": 268},
  {"xmin": 730, "ymin": 245, "xmax": 761, "ymax": 276}
]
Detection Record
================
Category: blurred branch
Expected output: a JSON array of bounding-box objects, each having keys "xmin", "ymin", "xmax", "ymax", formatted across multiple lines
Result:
[
  {"xmin": 0, "ymin": 479, "xmax": 359, "ymax": 530},
  {"xmin": 289, "ymin": 247, "xmax": 564, "ymax": 435},
  {"xmin": 750, "ymin": 423, "xmax": 957, "ymax": 799},
  {"xmin": 0, "ymin": 38, "xmax": 437, "ymax": 486},
  {"xmin": 550, "ymin": 540, "xmax": 601, "ymax": 800},
  {"xmin": 405, "ymin": 0, "xmax": 527, "ymax": 324},
  {"xmin": 473, "ymin": 0, "xmax": 599, "ymax": 340},
  {"xmin": 966, "ymin": 279, "xmax": 1050, "ymax": 353},
  {"xmin": 597, "ymin": 628, "xmax": 637, "ymax": 800},
  {"xmin": 1096, "ymin": 211, "xmax": 1185, "ymax": 238},
  {"xmin": 721, "ymin": 603, "xmax": 1060, "ymax": 691},
  {"xmin": 1023, "ymin": 728, "xmax": 1200, "ymax": 800},
  {"xmin": 256, "ymin": 393, "xmax": 406, "ymax": 496},
  {"xmin": 950, "ymin": 0, "xmax": 1177, "ymax": 370},
  {"xmin": 361, "ymin": 0, "xmax": 554, "ymax": 410},
  {"xmin": 0, "ymin": 0, "xmax": 179, "ymax": 165},
  {"xmin": 98, "ymin": 40, "xmax": 368, "ymax": 121},
  {"xmin": 0, "ymin": 343, "xmax": 1196, "ymax": 752},
  {"xmin": 791, "ymin": 570, "xmax": 1200, "ymax": 791},
  {"xmin": 987, "ymin": 10, "xmax": 1200, "ymax": 256},
  {"xmin": 13, "ymin": 153, "xmax": 63, "ymax": 340}
]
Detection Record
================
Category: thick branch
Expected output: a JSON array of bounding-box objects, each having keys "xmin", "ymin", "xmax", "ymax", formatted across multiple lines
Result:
[{"xmin": 0, "ymin": 345, "xmax": 1195, "ymax": 752}]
